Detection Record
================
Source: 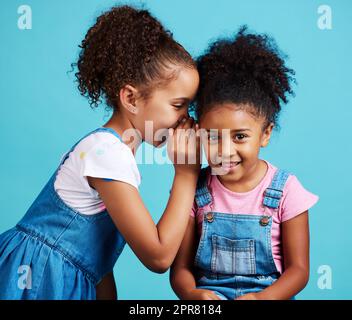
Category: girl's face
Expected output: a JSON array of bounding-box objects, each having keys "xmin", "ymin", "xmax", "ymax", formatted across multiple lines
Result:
[
  {"xmin": 199, "ymin": 103, "xmax": 273, "ymax": 185},
  {"xmin": 134, "ymin": 66, "xmax": 199, "ymax": 147}
]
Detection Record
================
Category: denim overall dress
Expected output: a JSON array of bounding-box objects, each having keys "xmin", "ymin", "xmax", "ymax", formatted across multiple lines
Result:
[
  {"xmin": 194, "ymin": 166, "xmax": 291, "ymax": 300},
  {"xmin": 0, "ymin": 127, "xmax": 126, "ymax": 299}
]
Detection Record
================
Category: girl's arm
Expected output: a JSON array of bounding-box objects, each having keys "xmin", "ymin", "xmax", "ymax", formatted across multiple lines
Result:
[
  {"xmin": 170, "ymin": 217, "xmax": 221, "ymax": 300},
  {"xmin": 89, "ymin": 119, "xmax": 200, "ymax": 274},
  {"xmin": 237, "ymin": 211, "xmax": 310, "ymax": 300},
  {"xmin": 96, "ymin": 272, "xmax": 117, "ymax": 300}
]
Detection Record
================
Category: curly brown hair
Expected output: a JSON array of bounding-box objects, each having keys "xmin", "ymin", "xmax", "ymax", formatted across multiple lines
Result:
[
  {"xmin": 193, "ymin": 26, "xmax": 296, "ymax": 130},
  {"xmin": 72, "ymin": 5, "xmax": 195, "ymax": 109}
]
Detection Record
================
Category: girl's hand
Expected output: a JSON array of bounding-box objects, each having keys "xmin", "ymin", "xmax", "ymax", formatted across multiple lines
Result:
[
  {"xmin": 184, "ymin": 288, "xmax": 222, "ymax": 300},
  {"xmin": 235, "ymin": 292, "xmax": 261, "ymax": 300},
  {"xmin": 167, "ymin": 117, "xmax": 201, "ymax": 176}
]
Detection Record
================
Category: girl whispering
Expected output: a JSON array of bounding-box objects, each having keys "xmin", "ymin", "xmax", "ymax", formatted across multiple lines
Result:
[
  {"xmin": 170, "ymin": 26, "xmax": 319, "ymax": 300},
  {"xmin": 0, "ymin": 5, "xmax": 200, "ymax": 299}
]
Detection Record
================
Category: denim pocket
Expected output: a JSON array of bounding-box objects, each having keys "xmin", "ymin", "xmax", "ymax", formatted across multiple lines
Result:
[{"xmin": 211, "ymin": 235, "xmax": 256, "ymax": 275}]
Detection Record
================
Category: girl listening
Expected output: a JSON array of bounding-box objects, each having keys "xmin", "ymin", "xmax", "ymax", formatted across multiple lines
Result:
[{"xmin": 170, "ymin": 26, "xmax": 319, "ymax": 300}]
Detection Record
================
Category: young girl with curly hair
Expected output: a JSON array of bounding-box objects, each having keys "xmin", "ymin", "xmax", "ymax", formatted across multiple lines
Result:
[
  {"xmin": 0, "ymin": 5, "xmax": 200, "ymax": 299},
  {"xmin": 170, "ymin": 26, "xmax": 319, "ymax": 300}
]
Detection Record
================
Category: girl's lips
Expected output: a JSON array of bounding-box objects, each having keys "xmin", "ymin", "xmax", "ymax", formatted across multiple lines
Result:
[
  {"xmin": 221, "ymin": 161, "xmax": 241, "ymax": 169},
  {"xmin": 213, "ymin": 161, "xmax": 242, "ymax": 175}
]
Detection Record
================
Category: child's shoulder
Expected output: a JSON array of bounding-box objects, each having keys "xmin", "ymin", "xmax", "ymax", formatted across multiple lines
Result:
[
  {"xmin": 74, "ymin": 129, "xmax": 141, "ymax": 188},
  {"xmin": 264, "ymin": 161, "xmax": 306, "ymax": 194},
  {"xmin": 264, "ymin": 161, "xmax": 319, "ymax": 222},
  {"xmin": 78, "ymin": 129, "xmax": 123, "ymax": 149},
  {"xmin": 68, "ymin": 128, "xmax": 133, "ymax": 161},
  {"xmin": 61, "ymin": 128, "xmax": 137, "ymax": 173}
]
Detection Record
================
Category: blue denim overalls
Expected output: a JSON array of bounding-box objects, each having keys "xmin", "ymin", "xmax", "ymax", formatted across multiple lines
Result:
[
  {"xmin": 194, "ymin": 166, "xmax": 291, "ymax": 300},
  {"xmin": 0, "ymin": 127, "xmax": 126, "ymax": 299}
]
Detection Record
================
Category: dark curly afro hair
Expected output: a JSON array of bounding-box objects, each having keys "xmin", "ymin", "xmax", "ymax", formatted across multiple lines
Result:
[
  {"xmin": 193, "ymin": 26, "xmax": 296, "ymax": 130},
  {"xmin": 72, "ymin": 5, "xmax": 195, "ymax": 109}
]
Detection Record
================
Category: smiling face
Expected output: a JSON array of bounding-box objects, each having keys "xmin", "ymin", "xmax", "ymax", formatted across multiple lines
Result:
[
  {"xmin": 199, "ymin": 103, "xmax": 273, "ymax": 187},
  {"xmin": 133, "ymin": 66, "xmax": 199, "ymax": 147}
]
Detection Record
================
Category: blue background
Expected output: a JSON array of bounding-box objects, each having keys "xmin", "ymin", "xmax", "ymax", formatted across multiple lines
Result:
[{"xmin": 0, "ymin": 0, "xmax": 351, "ymax": 299}]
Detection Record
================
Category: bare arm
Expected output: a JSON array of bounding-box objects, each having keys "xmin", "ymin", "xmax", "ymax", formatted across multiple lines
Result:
[
  {"xmin": 89, "ymin": 118, "xmax": 200, "ymax": 274},
  {"xmin": 237, "ymin": 211, "xmax": 310, "ymax": 300},
  {"xmin": 170, "ymin": 217, "xmax": 220, "ymax": 300},
  {"xmin": 89, "ymin": 170, "xmax": 197, "ymax": 274}
]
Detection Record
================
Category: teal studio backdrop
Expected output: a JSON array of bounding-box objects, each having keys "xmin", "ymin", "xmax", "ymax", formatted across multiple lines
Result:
[{"xmin": 0, "ymin": 0, "xmax": 351, "ymax": 299}]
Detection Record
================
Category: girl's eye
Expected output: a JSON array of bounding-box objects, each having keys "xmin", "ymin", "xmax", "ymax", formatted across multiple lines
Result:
[
  {"xmin": 234, "ymin": 133, "xmax": 247, "ymax": 141},
  {"xmin": 208, "ymin": 135, "xmax": 219, "ymax": 142},
  {"xmin": 172, "ymin": 103, "xmax": 187, "ymax": 109}
]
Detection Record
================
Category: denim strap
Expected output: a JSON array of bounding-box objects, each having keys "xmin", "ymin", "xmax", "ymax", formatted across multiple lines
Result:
[
  {"xmin": 262, "ymin": 168, "xmax": 290, "ymax": 209},
  {"xmin": 195, "ymin": 166, "xmax": 213, "ymax": 208}
]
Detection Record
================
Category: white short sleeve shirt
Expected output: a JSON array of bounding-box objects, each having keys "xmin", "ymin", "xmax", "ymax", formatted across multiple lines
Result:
[{"xmin": 54, "ymin": 131, "xmax": 141, "ymax": 215}]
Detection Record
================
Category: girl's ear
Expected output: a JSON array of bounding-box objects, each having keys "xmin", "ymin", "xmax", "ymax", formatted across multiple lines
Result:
[
  {"xmin": 118, "ymin": 84, "xmax": 140, "ymax": 115},
  {"xmin": 261, "ymin": 122, "xmax": 274, "ymax": 147}
]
